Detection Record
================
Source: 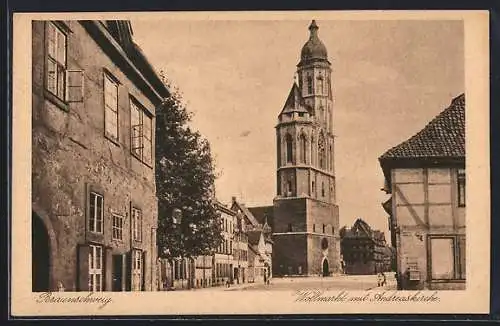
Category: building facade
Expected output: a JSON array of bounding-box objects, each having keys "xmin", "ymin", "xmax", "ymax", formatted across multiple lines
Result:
[
  {"xmin": 272, "ymin": 20, "xmax": 340, "ymax": 277},
  {"xmin": 213, "ymin": 202, "xmax": 237, "ymax": 286},
  {"xmin": 232, "ymin": 198, "xmax": 272, "ymax": 282},
  {"xmin": 379, "ymin": 94, "xmax": 466, "ymax": 290},
  {"xmin": 247, "ymin": 231, "xmax": 269, "ymax": 283},
  {"xmin": 340, "ymin": 219, "xmax": 391, "ymax": 275},
  {"xmin": 31, "ymin": 20, "xmax": 169, "ymax": 292}
]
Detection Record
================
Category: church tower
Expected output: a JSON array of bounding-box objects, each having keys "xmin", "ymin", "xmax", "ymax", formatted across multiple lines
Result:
[{"xmin": 272, "ymin": 20, "xmax": 340, "ymax": 276}]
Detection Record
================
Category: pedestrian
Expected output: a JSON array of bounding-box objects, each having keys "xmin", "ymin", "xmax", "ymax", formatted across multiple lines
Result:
[
  {"xmin": 381, "ymin": 272, "xmax": 387, "ymax": 287},
  {"xmin": 377, "ymin": 272, "xmax": 384, "ymax": 287}
]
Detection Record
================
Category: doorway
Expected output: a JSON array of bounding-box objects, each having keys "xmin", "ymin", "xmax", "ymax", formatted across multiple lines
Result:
[
  {"xmin": 322, "ymin": 258, "xmax": 329, "ymax": 277},
  {"xmin": 32, "ymin": 212, "xmax": 50, "ymax": 292},
  {"xmin": 112, "ymin": 254, "xmax": 124, "ymax": 291}
]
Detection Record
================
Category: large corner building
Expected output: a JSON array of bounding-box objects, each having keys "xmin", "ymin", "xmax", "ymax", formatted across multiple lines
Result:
[{"xmin": 272, "ymin": 20, "xmax": 341, "ymax": 277}]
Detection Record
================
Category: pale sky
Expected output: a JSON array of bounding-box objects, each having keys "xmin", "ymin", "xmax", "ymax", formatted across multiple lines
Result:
[{"xmin": 131, "ymin": 18, "xmax": 464, "ymax": 240}]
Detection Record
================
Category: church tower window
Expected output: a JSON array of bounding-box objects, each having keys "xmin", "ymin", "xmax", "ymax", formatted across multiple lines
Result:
[
  {"xmin": 318, "ymin": 132, "xmax": 326, "ymax": 169},
  {"xmin": 322, "ymin": 181, "xmax": 325, "ymax": 197},
  {"xmin": 299, "ymin": 134, "xmax": 307, "ymax": 164},
  {"xmin": 317, "ymin": 76, "xmax": 324, "ymax": 94},
  {"xmin": 307, "ymin": 75, "xmax": 313, "ymax": 94},
  {"xmin": 286, "ymin": 134, "xmax": 293, "ymax": 163}
]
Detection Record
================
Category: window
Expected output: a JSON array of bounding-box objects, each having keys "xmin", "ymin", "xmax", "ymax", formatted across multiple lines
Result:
[
  {"xmin": 307, "ymin": 75, "xmax": 313, "ymax": 94},
  {"xmin": 429, "ymin": 235, "xmax": 466, "ymax": 280},
  {"xmin": 287, "ymin": 179, "xmax": 293, "ymax": 196},
  {"xmin": 299, "ymin": 134, "xmax": 307, "ymax": 164},
  {"xmin": 112, "ymin": 214, "xmax": 123, "ymax": 241},
  {"xmin": 286, "ymin": 134, "xmax": 293, "ymax": 163},
  {"xmin": 131, "ymin": 207, "xmax": 142, "ymax": 242},
  {"xmin": 321, "ymin": 182, "xmax": 325, "ymax": 197},
  {"xmin": 313, "ymin": 224, "xmax": 316, "ymax": 232},
  {"xmin": 458, "ymin": 169, "xmax": 466, "ymax": 206},
  {"xmin": 104, "ymin": 73, "xmax": 119, "ymax": 140},
  {"xmin": 310, "ymin": 136, "xmax": 315, "ymax": 165},
  {"xmin": 318, "ymin": 132, "xmax": 326, "ymax": 169},
  {"xmin": 89, "ymin": 192, "xmax": 103, "ymax": 233},
  {"xmin": 88, "ymin": 245, "xmax": 103, "ymax": 292},
  {"xmin": 46, "ymin": 22, "xmax": 67, "ymax": 100},
  {"xmin": 288, "ymin": 223, "xmax": 293, "ymax": 232},
  {"xmin": 323, "ymin": 224, "xmax": 326, "ymax": 233},
  {"xmin": 132, "ymin": 249, "xmax": 143, "ymax": 291},
  {"xmin": 130, "ymin": 99, "xmax": 153, "ymax": 165},
  {"xmin": 312, "ymin": 181, "xmax": 315, "ymax": 196},
  {"xmin": 316, "ymin": 76, "xmax": 324, "ymax": 94}
]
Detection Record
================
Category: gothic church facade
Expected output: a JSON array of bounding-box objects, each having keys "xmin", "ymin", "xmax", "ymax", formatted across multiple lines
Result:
[{"xmin": 272, "ymin": 20, "xmax": 341, "ymax": 276}]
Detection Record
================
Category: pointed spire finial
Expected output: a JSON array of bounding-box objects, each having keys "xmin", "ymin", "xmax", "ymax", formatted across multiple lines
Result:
[{"xmin": 309, "ymin": 20, "xmax": 319, "ymax": 36}]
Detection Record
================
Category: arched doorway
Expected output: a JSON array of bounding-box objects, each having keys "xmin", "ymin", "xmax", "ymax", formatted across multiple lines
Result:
[
  {"xmin": 322, "ymin": 258, "xmax": 329, "ymax": 277},
  {"xmin": 32, "ymin": 212, "xmax": 50, "ymax": 292}
]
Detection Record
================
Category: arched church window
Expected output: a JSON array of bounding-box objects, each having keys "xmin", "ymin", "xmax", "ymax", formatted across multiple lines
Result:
[
  {"xmin": 299, "ymin": 133, "xmax": 307, "ymax": 164},
  {"xmin": 329, "ymin": 144, "xmax": 332, "ymax": 171},
  {"xmin": 277, "ymin": 135, "xmax": 281, "ymax": 166},
  {"xmin": 310, "ymin": 135, "xmax": 315, "ymax": 165},
  {"xmin": 307, "ymin": 75, "xmax": 313, "ymax": 94},
  {"xmin": 286, "ymin": 134, "xmax": 293, "ymax": 163},
  {"xmin": 318, "ymin": 132, "xmax": 326, "ymax": 169},
  {"xmin": 317, "ymin": 76, "xmax": 324, "ymax": 94},
  {"xmin": 321, "ymin": 181, "xmax": 325, "ymax": 197}
]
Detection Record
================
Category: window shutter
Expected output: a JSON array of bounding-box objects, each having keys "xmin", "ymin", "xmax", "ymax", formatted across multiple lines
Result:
[
  {"xmin": 142, "ymin": 251, "xmax": 147, "ymax": 291},
  {"xmin": 125, "ymin": 251, "xmax": 132, "ymax": 291},
  {"xmin": 104, "ymin": 247, "xmax": 113, "ymax": 291},
  {"xmin": 66, "ymin": 69, "xmax": 84, "ymax": 102},
  {"xmin": 77, "ymin": 244, "xmax": 90, "ymax": 291}
]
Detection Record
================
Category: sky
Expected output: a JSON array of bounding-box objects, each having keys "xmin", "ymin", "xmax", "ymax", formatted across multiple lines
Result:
[{"xmin": 130, "ymin": 18, "xmax": 464, "ymax": 240}]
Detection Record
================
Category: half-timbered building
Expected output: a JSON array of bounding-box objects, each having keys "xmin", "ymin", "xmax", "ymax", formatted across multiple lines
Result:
[{"xmin": 379, "ymin": 93, "xmax": 466, "ymax": 290}]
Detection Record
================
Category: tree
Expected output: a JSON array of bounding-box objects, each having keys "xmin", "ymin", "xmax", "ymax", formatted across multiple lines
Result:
[{"xmin": 156, "ymin": 70, "xmax": 223, "ymax": 260}]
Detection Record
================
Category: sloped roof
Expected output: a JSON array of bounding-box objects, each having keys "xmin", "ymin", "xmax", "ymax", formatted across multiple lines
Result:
[
  {"xmin": 231, "ymin": 200, "xmax": 260, "ymax": 228},
  {"xmin": 99, "ymin": 20, "xmax": 169, "ymax": 100},
  {"xmin": 280, "ymin": 83, "xmax": 311, "ymax": 116},
  {"xmin": 247, "ymin": 230, "xmax": 263, "ymax": 246},
  {"xmin": 248, "ymin": 206, "xmax": 274, "ymax": 230},
  {"xmin": 380, "ymin": 94, "xmax": 465, "ymax": 160}
]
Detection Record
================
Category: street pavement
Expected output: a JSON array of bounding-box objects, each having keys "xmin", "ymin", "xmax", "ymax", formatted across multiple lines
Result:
[{"xmin": 219, "ymin": 273, "xmax": 397, "ymax": 291}]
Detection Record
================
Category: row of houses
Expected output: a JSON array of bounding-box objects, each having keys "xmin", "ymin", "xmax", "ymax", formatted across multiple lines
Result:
[{"xmin": 157, "ymin": 198, "xmax": 273, "ymax": 290}]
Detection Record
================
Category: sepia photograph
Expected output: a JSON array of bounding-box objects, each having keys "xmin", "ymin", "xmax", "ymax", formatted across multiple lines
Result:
[{"xmin": 11, "ymin": 10, "xmax": 489, "ymax": 316}]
